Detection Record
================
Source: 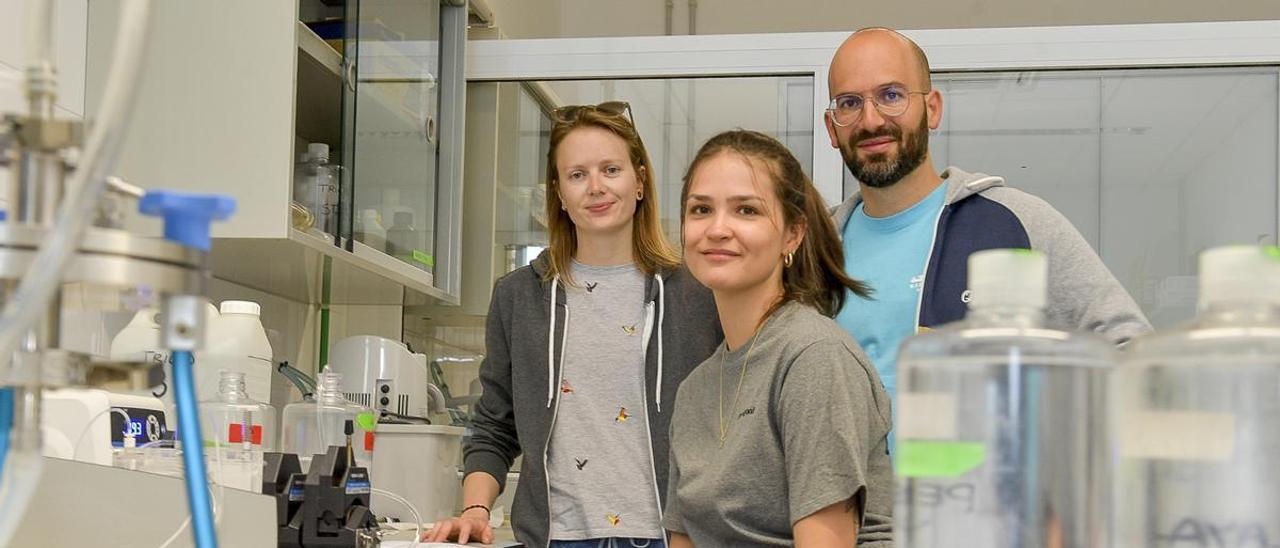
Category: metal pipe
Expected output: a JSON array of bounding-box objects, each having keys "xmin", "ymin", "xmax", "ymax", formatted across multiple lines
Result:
[
  {"xmin": 688, "ymin": 0, "xmax": 697, "ymax": 35},
  {"xmin": 24, "ymin": 0, "xmax": 57, "ymax": 121}
]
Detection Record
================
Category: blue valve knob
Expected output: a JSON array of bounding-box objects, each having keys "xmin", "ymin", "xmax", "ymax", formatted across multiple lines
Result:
[{"xmin": 138, "ymin": 191, "xmax": 236, "ymax": 252}]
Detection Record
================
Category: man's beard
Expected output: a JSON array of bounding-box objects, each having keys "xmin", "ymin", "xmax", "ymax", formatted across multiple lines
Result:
[{"xmin": 840, "ymin": 114, "xmax": 929, "ymax": 189}]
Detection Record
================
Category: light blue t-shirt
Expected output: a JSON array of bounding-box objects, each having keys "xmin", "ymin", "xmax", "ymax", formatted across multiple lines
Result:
[{"xmin": 835, "ymin": 183, "xmax": 948, "ymax": 434}]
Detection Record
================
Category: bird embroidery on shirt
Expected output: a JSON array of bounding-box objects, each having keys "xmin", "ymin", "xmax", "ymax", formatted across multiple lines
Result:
[
  {"xmin": 585, "ymin": 282, "xmax": 598, "ymax": 292},
  {"xmin": 615, "ymin": 407, "xmax": 630, "ymax": 423},
  {"xmin": 621, "ymin": 325, "xmax": 637, "ymax": 336},
  {"xmin": 607, "ymin": 514, "xmax": 621, "ymax": 527},
  {"xmin": 575, "ymin": 458, "xmax": 588, "ymax": 470},
  {"xmin": 561, "ymin": 379, "xmax": 574, "ymax": 394}
]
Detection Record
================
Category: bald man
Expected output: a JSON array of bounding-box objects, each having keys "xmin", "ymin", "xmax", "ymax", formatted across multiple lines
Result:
[{"xmin": 825, "ymin": 28, "xmax": 1150, "ymax": 435}]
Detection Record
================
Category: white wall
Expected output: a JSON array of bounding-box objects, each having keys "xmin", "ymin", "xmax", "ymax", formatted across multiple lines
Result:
[{"xmin": 481, "ymin": 0, "xmax": 1280, "ymax": 40}]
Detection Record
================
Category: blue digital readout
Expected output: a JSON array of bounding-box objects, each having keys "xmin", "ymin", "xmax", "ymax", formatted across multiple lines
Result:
[{"xmin": 123, "ymin": 418, "xmax": 144, "ymax": 439}]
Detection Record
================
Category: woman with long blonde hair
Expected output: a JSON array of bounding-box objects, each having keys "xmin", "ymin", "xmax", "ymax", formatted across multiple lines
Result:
[{"xmin": 427, "ymin": 102, "xmax": 721, "ymax": 548}]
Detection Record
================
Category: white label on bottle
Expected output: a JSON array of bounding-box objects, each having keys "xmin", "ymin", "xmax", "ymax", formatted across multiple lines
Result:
[
  {"xmin": 898, "ymin": 392, "xmax": 956, "ymax": 440},
  {"xmin": 1119, "ymin": 410, "xmax": 1235, "ymax": 461}
]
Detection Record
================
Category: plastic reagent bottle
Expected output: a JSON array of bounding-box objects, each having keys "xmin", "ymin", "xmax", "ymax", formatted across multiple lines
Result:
[
  {"xmin": 199, "ymin": 370, "xmax": 276, "ymax": 452},
  {"xmin": 292, "ymin": 143, "xmax": 339, "ymax": 235},
  {"xmin": 896, "ymin": 248, "xmax": 1116, "ymax": 547},
  {"xmin": 1113, "ymin": 245, "xmax": 1280, "ymax": 546},
  {"xmin": 280, "ymin": 368, "xmax": 375, "ymax": 472}
]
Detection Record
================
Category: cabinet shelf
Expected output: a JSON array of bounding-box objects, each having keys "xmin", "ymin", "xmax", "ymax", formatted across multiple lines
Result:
[{"xmin": 210, "ymin": 228, "xmax": 453, "ymax": 306}]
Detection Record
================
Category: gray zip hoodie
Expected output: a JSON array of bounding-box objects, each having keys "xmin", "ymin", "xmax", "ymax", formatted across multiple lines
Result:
[
  {"xmin": 831, "ymin": 166, "xmax": 1151, "ymax": 343},
  {"xmin": 464, "ymin": 251, "xmax": 722, "ymax": 547}
]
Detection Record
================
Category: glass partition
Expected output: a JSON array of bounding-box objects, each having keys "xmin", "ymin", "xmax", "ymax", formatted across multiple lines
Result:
[
  {"xmin": 844, "ymin": 66, "xmax": 1279, "ymax": 327},
  {"xmin": 493, "ymin": 75, "xmax": 815, "ymax": 258}
]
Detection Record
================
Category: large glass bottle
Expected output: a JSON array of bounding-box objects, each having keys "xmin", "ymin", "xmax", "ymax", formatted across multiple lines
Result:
[
  {"xmin": 896, "ymin": 249, "xmax": 1116, "ymax": 547},
  {"xmin": 279, "ymin": 368, "xmax": 374, "ymax": 471},
  {"xmin": 1113, "ymin": 245, "xmax": 1280, "ymax": 546}
]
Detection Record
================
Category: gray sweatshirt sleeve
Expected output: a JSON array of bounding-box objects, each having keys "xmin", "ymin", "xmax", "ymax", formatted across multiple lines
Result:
[
  {"xmin": 662, "ymin": 417, "xmax": 686, "ymax": 534},
  {"xmin": 462, "ymin": 279, "xmax": 522, "ymax": 492},
  {"xmin": 993, "ymin": 188, "xmax": 1152, "ymax": 344}
]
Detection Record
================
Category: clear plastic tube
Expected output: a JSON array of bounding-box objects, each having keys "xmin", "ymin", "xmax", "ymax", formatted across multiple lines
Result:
[{"xmin": 371, "ymin": 487, "xmax": 421, "ymax": 548}]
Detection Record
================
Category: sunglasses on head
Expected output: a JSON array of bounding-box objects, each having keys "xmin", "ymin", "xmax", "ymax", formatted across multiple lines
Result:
[{"xmin": 552, "ymin": 101, "xmax": 634, "ymax": 126}]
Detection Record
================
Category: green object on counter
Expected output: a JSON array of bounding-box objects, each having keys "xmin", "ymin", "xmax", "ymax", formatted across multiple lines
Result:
[{"xmin": 412, "ymin": 250, "xmax": 434, "ymax": 268}]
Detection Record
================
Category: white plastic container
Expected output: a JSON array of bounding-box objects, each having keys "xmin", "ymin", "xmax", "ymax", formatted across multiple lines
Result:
[
  {"xmin": 1113, "ymin": 245, "xmax": 1280, "ymax": 546},
  {"xmin": 109, "ymin": 307, "xmax": 166, "ymax": 394},
  {"xmin": 280, "ymin": 369, "xmax": 375, "ymax": 472},
  {"xmin": 197, "ymin": 300, "xmax": 274, "ymax": 405},
  {"xmin": 111, "ymin": 302, "xmax": 220, "ymax": 423},
  {"xmin": 370, "ymin": 424, "xmax": 464, "ymax": 523},
  {"xmin": 896, "ymin": 249, "xmax": 1116, "ymax": 547}
]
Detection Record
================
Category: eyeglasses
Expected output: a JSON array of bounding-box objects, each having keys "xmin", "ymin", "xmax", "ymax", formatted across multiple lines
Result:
[
  {"xmin": 826, "ymin": 86, "xmax": 928, "ymax": 127},
  {"xmin": 553, "ymin": 101, "xmax": 634, "ymax": 127}
]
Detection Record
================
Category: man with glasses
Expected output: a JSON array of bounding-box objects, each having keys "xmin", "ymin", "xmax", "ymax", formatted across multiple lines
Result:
[{"xmin": 825, "ymin": 28, "xmax": 1150, "ymax": 442}]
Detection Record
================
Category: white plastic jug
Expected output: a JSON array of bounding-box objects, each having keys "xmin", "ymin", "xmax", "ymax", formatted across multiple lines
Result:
[
  {"xmin": 111, "ymin": 302, "xmax": 222, "ymax": 425},
  {"xmin": 197, "ymin": 300, "xmax": 274, "ymax": 405}
]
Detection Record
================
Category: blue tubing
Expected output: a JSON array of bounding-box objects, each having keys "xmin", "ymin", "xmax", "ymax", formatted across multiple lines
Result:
[
  {"xmin": 0, "ymin": 387, "xmax": 12, "ymax": 477},
  {"xmin": 171, "ymin": 350, "xmax": 218, "ymax": 548}
]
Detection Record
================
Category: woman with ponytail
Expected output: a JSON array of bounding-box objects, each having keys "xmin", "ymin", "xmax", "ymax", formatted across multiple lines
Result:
[{"xmin": 663, "ymin": 130, "xmax": 894, "ymax": 547}]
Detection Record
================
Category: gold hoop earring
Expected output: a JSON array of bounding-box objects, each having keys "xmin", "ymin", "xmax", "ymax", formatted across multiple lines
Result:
[
  {"xmin": 784, "ymin": 252, "xmax": 794, "ymax": 267},
  {"xmin": 636, "ymin": 192, "xmax": 643, "ymax": 201}
]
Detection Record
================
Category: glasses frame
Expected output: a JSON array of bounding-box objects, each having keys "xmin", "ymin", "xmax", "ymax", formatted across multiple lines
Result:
[
  {"xmin": 552, "ymin": 100, "xmax": 635, "ymax": 127},
  {"xmin": 826, "ymin": 88, "xmax": 929, "ymax": 127}
]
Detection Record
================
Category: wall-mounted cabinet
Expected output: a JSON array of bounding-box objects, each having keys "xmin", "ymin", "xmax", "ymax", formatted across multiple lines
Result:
[{"xmin": 85, "ymin": 0, "xmax": 467, "ymax": 306}]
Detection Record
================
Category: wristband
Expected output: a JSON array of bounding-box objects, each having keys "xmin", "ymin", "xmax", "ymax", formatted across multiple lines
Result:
[{"xmin": 462, "ymin": 504, "xmax": 491, "ymax": 519}]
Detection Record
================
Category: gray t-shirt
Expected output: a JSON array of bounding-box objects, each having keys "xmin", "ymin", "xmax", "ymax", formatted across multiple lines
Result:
[
  {"xmin": 547, "ymin": 262, "xmax": 664, "ymax": 540},
  {"xmin": 664, "ymin": 301, "xmax": 894, "ymax": 546}
]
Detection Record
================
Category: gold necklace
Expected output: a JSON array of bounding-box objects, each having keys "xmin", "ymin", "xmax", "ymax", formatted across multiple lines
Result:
[{"xmin": 719, "ymin": 318, "xmax": 769, "ymax": 447}]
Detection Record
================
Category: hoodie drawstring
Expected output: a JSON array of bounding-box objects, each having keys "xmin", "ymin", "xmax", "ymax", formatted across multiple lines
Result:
[
  {"xmin": 547, "ymin": 275, "xmax": 559, "ymax": 408},
  {"xmin": 654, "ymin": 273, "xmax": 666, "ymax": 413}
]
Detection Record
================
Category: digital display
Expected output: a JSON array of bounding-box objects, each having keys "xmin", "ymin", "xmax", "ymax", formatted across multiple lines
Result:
[
  {"xmin": 109, "ymin": 406, "xmax": 169, "ymax": 447},
  {"xmin": 123, "ymin": 419, "xmax": 144, "ymax": 439}
]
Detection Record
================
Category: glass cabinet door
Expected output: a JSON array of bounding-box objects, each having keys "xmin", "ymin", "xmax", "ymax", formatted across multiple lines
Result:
[{"xmin": 343, "ymin": 0, "xmax": 442, "ymax": 276}]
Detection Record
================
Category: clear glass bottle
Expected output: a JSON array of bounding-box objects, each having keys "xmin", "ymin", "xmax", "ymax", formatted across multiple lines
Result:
[
  {"xmin": 353, "ymin": 208, "xmax": 387, "ymax": 253},
  {"xmin": 1113, "ymin": 245, "xmax": 1280, "ymax": 546},
  {"xmin": 199, "ymin": 370, "xmax": 277, "ymax": 452},
  {"xmin": 280, "ymin": 368, "xmax": 374, "ymax": 472},
  {"xmin": 292, "ymin": 143, "xmax": 339, "ymax": 236},
  {"xmin": 386, "ymin": 211, "xmax": 421, "ymax": 269},
  {"xmin": 896, "ymin": 249, "xmax": 1116, "ymax": 548}
]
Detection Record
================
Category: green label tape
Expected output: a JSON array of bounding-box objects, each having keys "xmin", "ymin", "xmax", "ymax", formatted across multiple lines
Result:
[
  {"xmin": 898, "ymin": 440, "xmax": 986, "ymax": 478},
  {"xmin": 412, "ymin": 250, "xmax": 434, "ymax": 267},
  {"xmin": 356, "ymin": 412, "xmax": 377, "ymax": 432}
]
